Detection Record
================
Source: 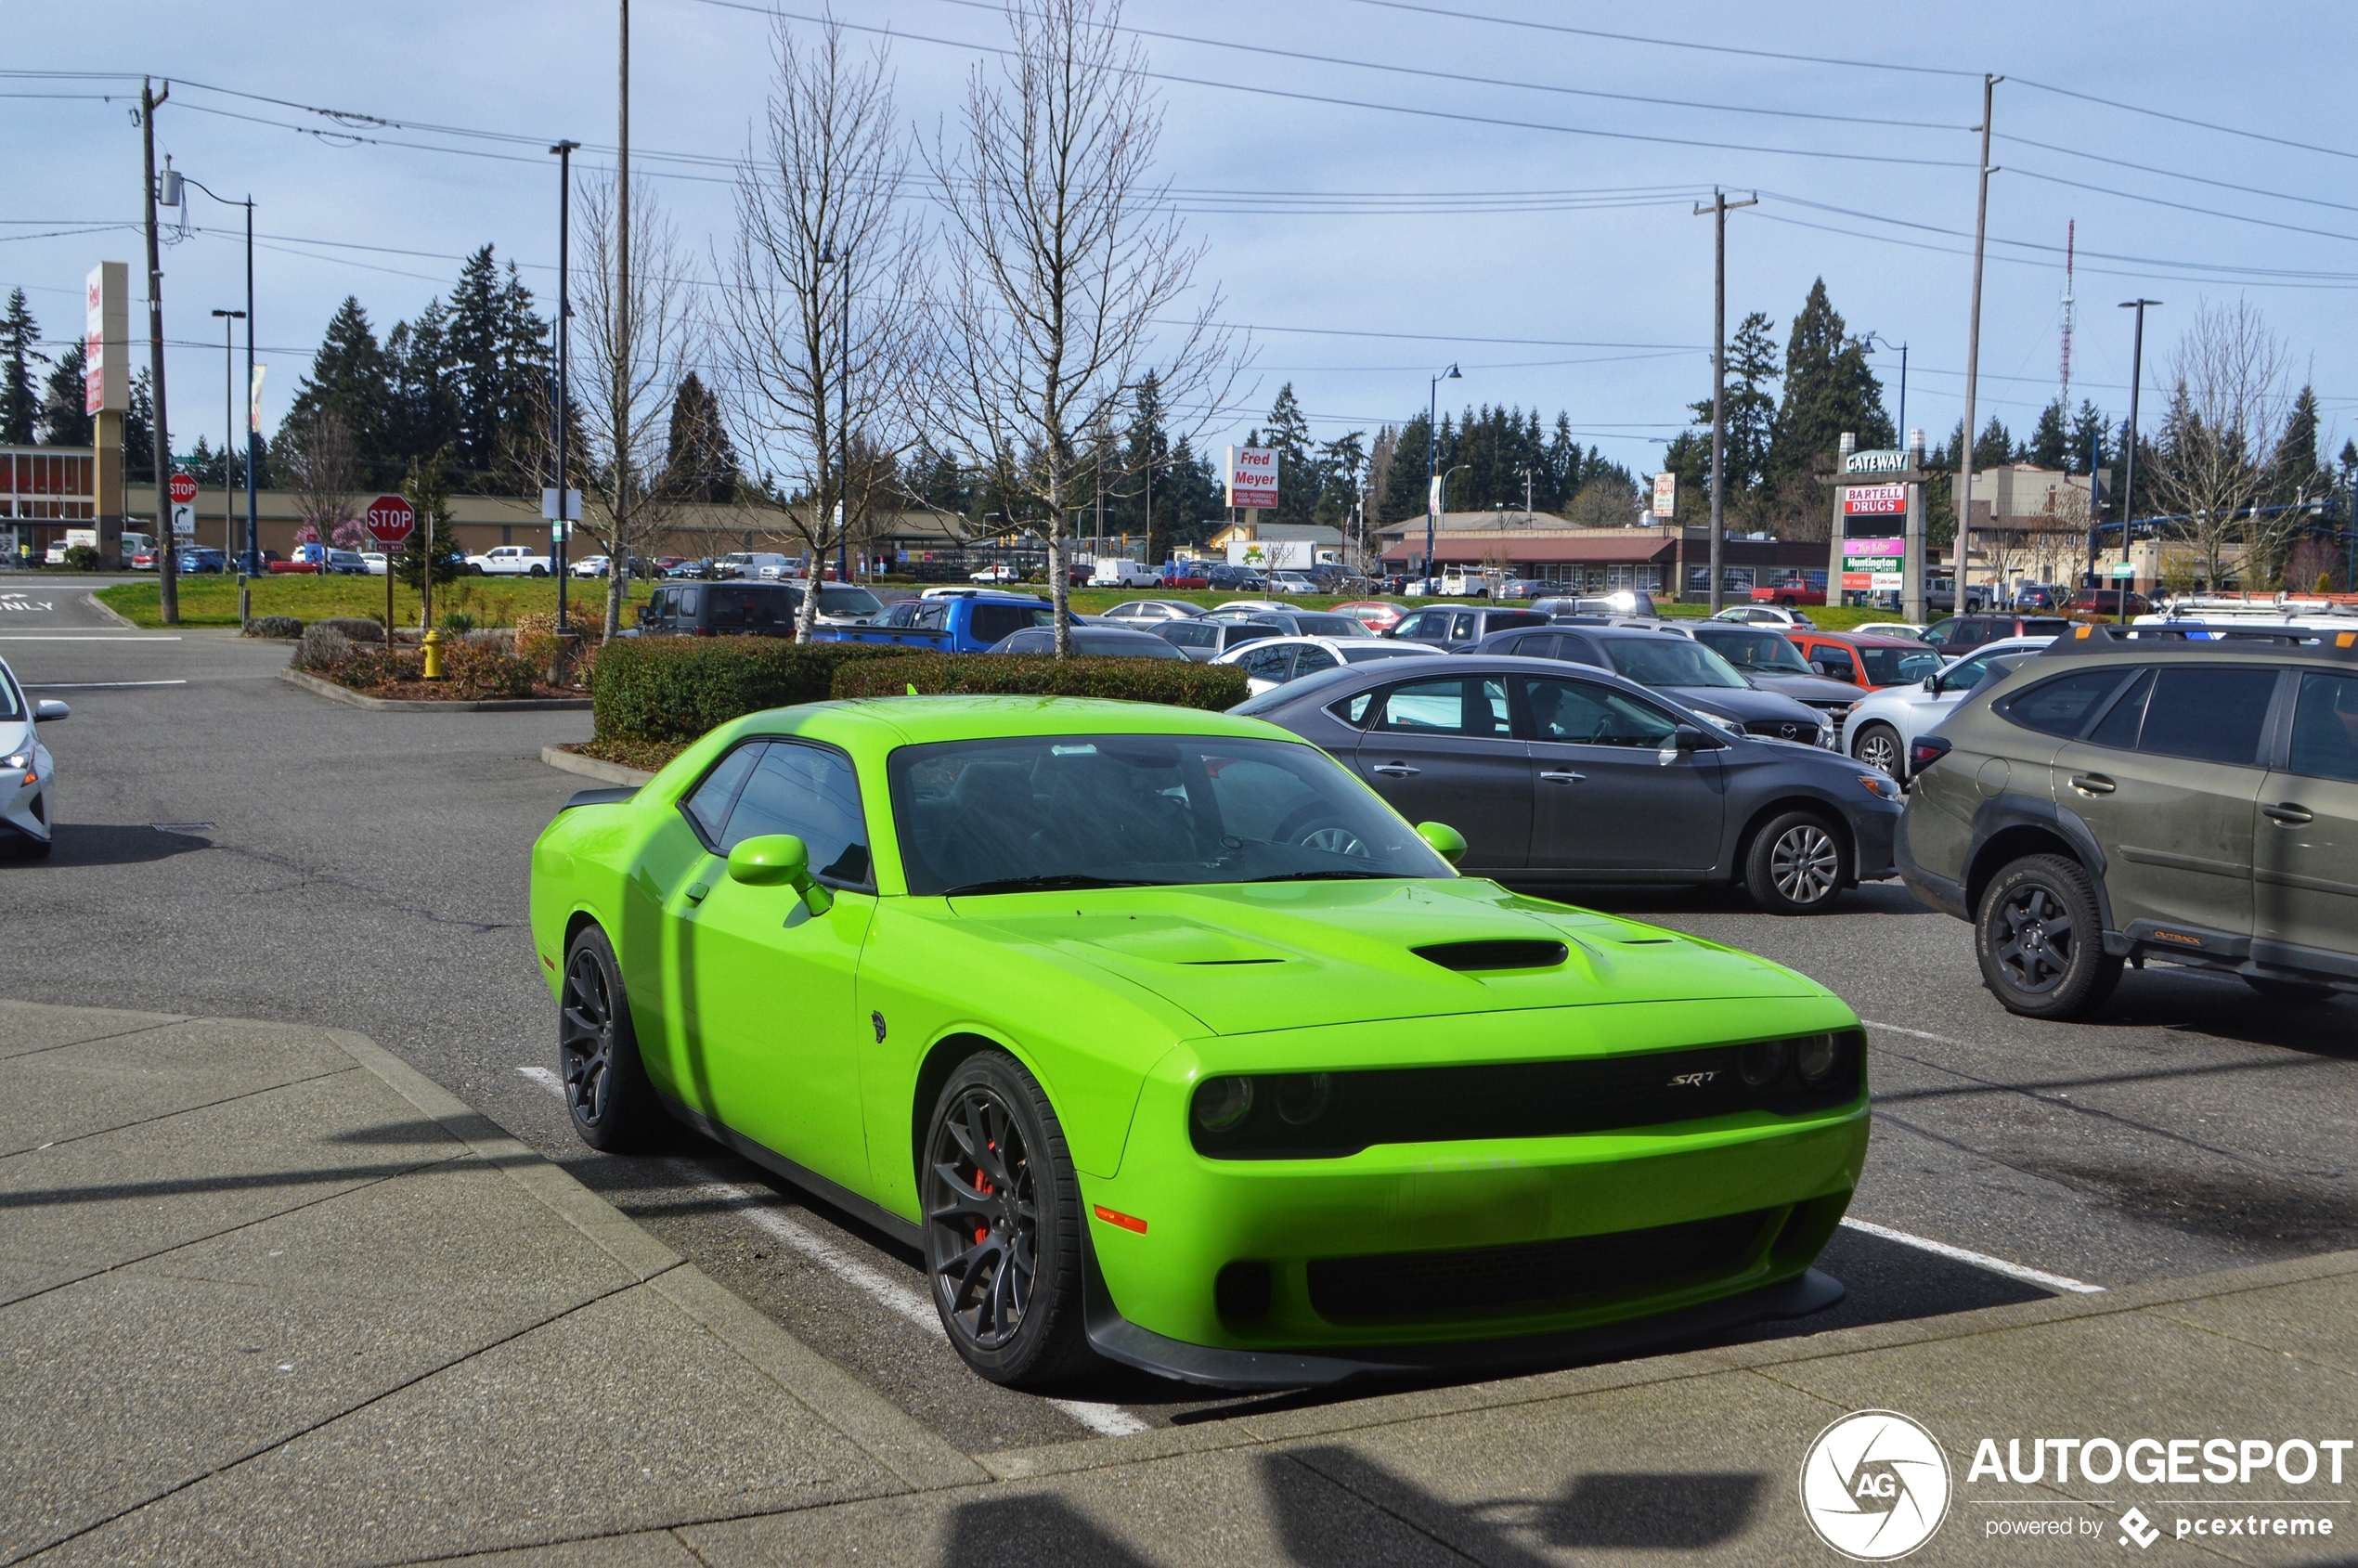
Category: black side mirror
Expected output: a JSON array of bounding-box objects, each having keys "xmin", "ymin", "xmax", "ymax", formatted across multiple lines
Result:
[{"xmin": 1673, "ymin": 724, "xmax": 1707, "ymax": 751}]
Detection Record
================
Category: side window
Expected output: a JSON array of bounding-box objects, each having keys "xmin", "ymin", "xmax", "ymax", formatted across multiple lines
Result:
[
  {"xmin": 720, "ymin": 742, "xmax": 874, "ymax": 886},
  {"xmin": 1333, "ymin": 691, "xmax": 1379, "ymax": 728},
  {"xmin": 2135, "ymin": 667, "xmax": 2279, "ymax": 766},
  {"xmin": 1239, "ymin": 644, "xmax": 1295, "ymax": 681},
  {"xmin": 1375, "ymin": 678, "xmax": 1468, "ymax": 732},
  {"xmin": 680, "ymin": 587, "xmax": 699, "ymax": 617},
  {"xmin": 2087, "ymin": 670, "xmax": 2152, "ymax": 750},
  {"xmin": 2288, "ymin": 672, "xmax": 2358, "ymax": 784},
  {"xmin": 1558, "ymin": 635, "xmax": 1603, "ymax": 667},
  {"xmin": 1293, "ymin": 644, "xmax": 1340, "ymax": 676},
  {"xmin": 1519, "ymin": 676, "xmax": 1677, "ymax": 748},
  {"xmin": 1812, "ymin": 645, "xmax": 1859, "ymax": 682},
  {"xmin": 1449, "ymin": 612, "xmax": 1479, "ymax": 641},
  {"xmin": 1999, "ymin": 669, "xmax": 2132, "ymax": 738},
  {"xmin": 683, "ymin": 743, "xmax": 764, "ymax": 845}
]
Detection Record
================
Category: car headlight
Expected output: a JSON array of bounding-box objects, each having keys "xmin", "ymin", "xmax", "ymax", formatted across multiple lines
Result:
[
  {"xmin": 3, "ymin": 752, "xmax": 28, "ymax": 772},
  {"xmin": 1192, "ymin": 1076, "xmax": 1255, "ymax": 1134},
  {"xmin": 1858, "ymin": 771, "xmax": 1901, "ymax": 801}
]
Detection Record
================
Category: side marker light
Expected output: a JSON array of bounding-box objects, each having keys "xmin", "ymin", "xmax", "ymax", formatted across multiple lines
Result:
[{"xmin": 1092, "ymin": 1205, "xmax": 1147, "ymax": 1234}]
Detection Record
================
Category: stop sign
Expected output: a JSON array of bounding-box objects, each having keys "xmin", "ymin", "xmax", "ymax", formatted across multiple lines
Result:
[
  {"xmin": 363, "ymin": 494, "xmax": 416, "ymax": 546},
  {"xmin": 167, "ymin": 473, "xmax": 199, "ymax": 507}
]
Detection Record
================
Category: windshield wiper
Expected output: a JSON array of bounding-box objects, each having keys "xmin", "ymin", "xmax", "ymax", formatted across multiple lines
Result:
[
  {"xmin": 941, "ymin": 875, "xmax": 1158, "ymax": 896},
  {"xmin": 1239, "ymin": 870, "xmax": 1410, "ymax": 883}
]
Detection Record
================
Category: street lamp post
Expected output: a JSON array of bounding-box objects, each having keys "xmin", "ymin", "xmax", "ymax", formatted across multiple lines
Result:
[
  {"xmin": 2117, "ymin": 301, "xmax": 2159, "ymax": 622},
  {"xmin": 164, "ymin": 171, "xmax": 259, "ymax": 584},
  {"xmin": 1862, "ymin": 332, "xmax": 1908, "ymax": 445},
  {"xmin": 209, "ymin": 308, "xmax": 243, "ymax": 560},
  {"xmin": 1424, "ymin": 363, "xmax": 1460, "ymax": 588},
  {"xmin": 550, "ymin": 140, "xmax": 578, "ymax": 634}
]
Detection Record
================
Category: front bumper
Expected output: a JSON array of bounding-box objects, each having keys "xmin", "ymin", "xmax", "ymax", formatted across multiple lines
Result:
[
  {"xmin": 1078, "ymin": 1000, "xmax": 1869, "ymax": 1379},
  {"xmin": 1, "ymin": 753, "xmax": 51, "ymax": 843}
]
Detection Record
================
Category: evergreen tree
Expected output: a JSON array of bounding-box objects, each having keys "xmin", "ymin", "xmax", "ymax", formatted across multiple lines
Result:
[
  {"xmin": 384, "ymin": 303, "xmax": 458, "ymax": 491},
  {"xmin": 1315, "ymin": 431, "xmax": 1367, "ymax": 528},
  {"xmin": 1161, "ymin": 435, "xmax": 1224, "ymax": 545},
  {"xmin": 663, "ymin": 372, "xmax": 738, "ymax": 501},
  {"xmin": 123, "ymin": 369, "xmax": 154, "ymax": 482},
  {"xmin": 2115, "ymin": 416, "xmax": 2158, "ymax": 525},
  {"xmin": 2068, "ymin": 399, "xmax": 2108, "ymax": 477},
  {"xmin": 1545, "ymin": 414, "xmax": 1581, "ymax": 508},
  {"xmin": 41, "ymin": 341, "xmax": 91, "ymax": 447},
  {"xmin": 0, "ymin": 289, "xmax": 45, "ymax": 446},
  {"xmin": 445, "ymin": 246, "xmax": 505, "ymax": 480},
  {"xmin": 394, "ymin": 450, "xmax": 463, "ymax": 614},
  {"xmin": 1246, "ymin": 382, "xmax": 1315, "ymax": 528},
  {"xmin": 1768, "ymin": 281, "xmax": 1891, "ymax": 486},
  {"xmin": 1380, "ymin": 412, "xmax": 1433, "ymax": 524},
  {"xmin": 2274, "ymin": 384, "xmax": 2322, "ymax": 501},
  {"xmin": 1973, "ymin": 415, "xmax": 2015, "ymax": 472},
  {"xmin": 287, "ymin": 297, "xmax": 392, "ymax": 482},
  {"xmin": 1686, "ymin": 310, "xmax": 1781, "ymax": 495},
  {"xmin": 2027, "ymin": 397, "xmax": 2070, "ymax": 471}
]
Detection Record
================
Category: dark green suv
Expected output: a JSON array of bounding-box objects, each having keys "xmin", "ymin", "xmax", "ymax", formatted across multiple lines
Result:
[{"xmin": 1898, "ymin": 623, "xmax": 2358, "ymax": 1017}]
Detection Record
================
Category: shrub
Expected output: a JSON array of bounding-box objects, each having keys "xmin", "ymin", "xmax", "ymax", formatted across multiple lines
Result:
[
  {"xmin": 244, "ymin": 615, "xmax": 304, "ymax": 640},
  {"xmin": 830, "ymin": 654, "xmax": 1249, "ymax": 711},
  {"xmin": 440, "ymin": 610, "xmax": 476, "ymax": 635},
  {"xmin": 63, "ymin": 544, "xmax": 100, "ymax": 571},
  {"xmin": 295, "ymin": 625, "xmax": 355, "ymax": 671},
  {"xmin": 442, "ymin": 637, "xmax": 538, "ymax": 701},
  {"xmin": 341, "ymin": 646, "xmax": 423, "ymax": 687},
  {"xmin": 313, "ymin": 616, "xmax": 387, "ymax": 643},
  {"xmin": 592, "ymin": 638, "xmax": 924, "ymax": 745}
]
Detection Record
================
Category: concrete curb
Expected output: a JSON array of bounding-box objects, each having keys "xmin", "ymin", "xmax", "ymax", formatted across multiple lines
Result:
[
  {"xmin": 278, "ymin": 664, "xmax": 593, "ymax": 712},
  {"xmin": 84, "ymin": 590, "xmax": 141, "ymax": 630},
  {"xmin": 320, "ymin": 1022, "xmax": 989, "ymax": 1492},
  {"xmin": 542, "ymin": 744, "xmax": 656, "ymax": 786}
]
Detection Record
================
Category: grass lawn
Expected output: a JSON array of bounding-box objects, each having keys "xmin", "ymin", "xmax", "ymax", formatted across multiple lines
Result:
[{"xmin": 97, "ymin": 574, "xmax": 654, "ymax": 629}]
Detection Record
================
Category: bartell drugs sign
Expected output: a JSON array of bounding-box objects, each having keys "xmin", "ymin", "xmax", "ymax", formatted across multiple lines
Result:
[
  {"xmin": 1843, "ymin": 485, "xmax": 1907, "ymax": 516},
  {"xmin": 1226, "ymin": 446, "xmax": 1278, "ymax": 510}
]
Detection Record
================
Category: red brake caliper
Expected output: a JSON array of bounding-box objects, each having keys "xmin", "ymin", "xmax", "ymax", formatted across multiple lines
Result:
[{"xmin": 974, "ymin": 1145, "xmax": 994, "ymax": 1245}]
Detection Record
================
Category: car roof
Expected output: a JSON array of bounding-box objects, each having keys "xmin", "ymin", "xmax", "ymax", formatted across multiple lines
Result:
[
  {"xmin": 1791, "ymin": 628, "xmax": 1923, "ymax": 649},
  {"xmin": 799, "ymin": 694, "xmax": 1294, "ymax": 745},
  {"xmin": 2034, "ymin": 619, "xmax": 2358, "ymax": 663}
]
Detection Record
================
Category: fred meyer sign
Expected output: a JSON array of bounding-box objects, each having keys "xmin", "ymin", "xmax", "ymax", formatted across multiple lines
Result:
[
  {"xmin": 1843, "ymin": 448, "xmax": 1911, "ymax": 476},
  {"xmin": 1225, "ymin": 446, "xmax": 1277, "ymax": 510}
]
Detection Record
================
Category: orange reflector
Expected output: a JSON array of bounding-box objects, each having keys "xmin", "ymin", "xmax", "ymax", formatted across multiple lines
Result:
[
  {"xmin": 1092, "ymin": 1204, "xmax": 1147, "ymax": 1234},
  {"xmin": 540, "ymin": 954, "xmax": 556, "ymax": 971},
  {"xmin": 2074, "ymin": 625, "xmax": 2092, "ymax": 639},
  {"xmin": 2340, "ymin": 632, "xmax": 2355, "ymax": 649}
]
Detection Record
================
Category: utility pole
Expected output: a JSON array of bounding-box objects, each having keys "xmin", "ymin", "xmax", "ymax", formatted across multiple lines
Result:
[
  {"xmin": 1956, "ymin": 74, "xmax": 2001, "ymax": 614},
  {"xmin": 1694, "ymin": 188, "xmax": 1756, "ymax": 614},
  {"xmin": 2118, "ymin": 298, "xmax": 2158, "ymax": 624},
  {"xmin": 140, "ymin": 79, "xmax": 177, "ymax": 621},
  {"xmin": 551, "ymin": 140, "xmax": 577, "ymax": 634},
  {"xmin": 613, "ymin": 0, "xmax": 630, "ymax": 637}
]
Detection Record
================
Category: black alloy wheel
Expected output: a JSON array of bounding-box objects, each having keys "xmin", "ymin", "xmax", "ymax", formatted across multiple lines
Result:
[
  {"xmin": 1852, "ymin": 721, "xmax": 1902, "ymax": 779},
  {"xmin": 923, "ymin": 1052, "xmax": 1095, "ymax": 1386},
  {"xmin": 557, "ymin": 927, "xmax": 660, "ymax": 1151},
  {"xmin": 1975, "ymin": 854, "xmax": 2122, "ymax": 1020},
  {"xmin": 1745, "ymin": 810, "xmax": 1846, "ymax": 916}
]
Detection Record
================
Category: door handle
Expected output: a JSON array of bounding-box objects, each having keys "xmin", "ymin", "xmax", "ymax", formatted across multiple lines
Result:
[
  {"xmin": 2263, "ymin": 802, "xmax": 2314, "ymax": 825},
  {"xmin": 2068, "ymin": 774, "xmax": 2116, "ymax": 796},
  {"xmin": 1538, "ymin": 770, "xmax": 1587, "ymax": 784},
  {"xmin": 1370, "ymin": 763, "xmax": 1421, "ymax": 778}
]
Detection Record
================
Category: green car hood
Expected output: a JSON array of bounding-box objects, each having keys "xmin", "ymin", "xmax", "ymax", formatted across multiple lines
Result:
[{"xmin": 947, "ymin": 878, "xmax": 1820, "ymax": 1036}]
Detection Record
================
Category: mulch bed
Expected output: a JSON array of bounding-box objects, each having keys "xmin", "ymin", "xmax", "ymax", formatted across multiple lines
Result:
[{"xmin": 565, "ymin": 737, "xmax": 685, "ymax": 772}]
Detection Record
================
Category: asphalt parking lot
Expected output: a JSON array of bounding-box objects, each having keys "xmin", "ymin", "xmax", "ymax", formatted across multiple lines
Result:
[{"xmin": 6, "ymin": 581, "xmax": 2357, "ymax": 1458}]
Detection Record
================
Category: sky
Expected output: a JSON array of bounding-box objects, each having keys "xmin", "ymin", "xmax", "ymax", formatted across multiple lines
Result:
[{"xmin": 7, "ymin": 0, "xmax": 2355, "ymax": 503}]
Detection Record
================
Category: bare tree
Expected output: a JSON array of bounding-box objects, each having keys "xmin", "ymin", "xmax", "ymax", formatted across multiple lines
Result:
[
  {"xmin": 926, "ymin": 0, "xmax": 1245, "ymax": 653},
  {"xmin": 713, "ymin": 15, "xmax": 927, "ymax": 641},
  {"xmin": 279, "ymin": 407, "xmax": 362, "ymax": 550},
  {"xmin": 574, "ymin": 168, "xmax": 698, "ymax": 636},
  {"xmin": 2153, "ymin": 300, "xmax": 2319, "ymax": 590}
]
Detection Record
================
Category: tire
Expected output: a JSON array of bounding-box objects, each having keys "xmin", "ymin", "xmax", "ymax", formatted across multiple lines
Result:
[
  {"xmin": 2245, "ymin": 976, "xmax": 2339, "ymax": 1005},
  {"xmin": 557, "ymin": 926, "xmax": 663, "ymax": 1151},
  {"xmin": 1743, "ymin": 810, "xmax": 1846, "ymax": 915},
  {"xmin": 1975, "ymin": 854, "xmax": 2122, "ymax": 1020},
  {"xmin": 530, "ymin": 565, "xmax": 548, "ymax": 577},
  {"xmin": 922, "ymin": 1050, "xmax": 1097, "ymax": 1387},
  {"xmin": 1852, "ymin": 721, "xmax": 1903, "ymax": 779}
]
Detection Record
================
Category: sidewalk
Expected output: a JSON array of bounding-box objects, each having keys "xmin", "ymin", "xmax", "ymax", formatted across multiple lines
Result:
[{"xmin": 5, "ymin": 1000, "xmax": 2353, "ymax": 1567}]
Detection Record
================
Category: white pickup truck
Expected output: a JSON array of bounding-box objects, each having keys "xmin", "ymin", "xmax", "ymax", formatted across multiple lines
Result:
[{"xmin": 464, "ymin": 545, "xmax": 551, "ymax": 577}]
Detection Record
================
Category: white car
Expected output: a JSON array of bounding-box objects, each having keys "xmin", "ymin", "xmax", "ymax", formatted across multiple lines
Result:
[
  {"xmin": 1852, "ymin": 621, "xmax": 1925, "ymax": 641},
  {"xmin": 1, "ymin": 657, "xmax": 67, "ymax": 859},
  {"xmin": 360, "ymin": 551, "xmax": 389, "ymax": 577},
  {"xmin": 570, "ymin": 555, "xmax": 612, "ymax": 578},
  {"xmin": 1098, "ymin": 599, "xmax": 1205, "ymax": 624},
  {"xmin": 1711, "ymin": 604, "xmax": 1814, "ymax": 627},
  {"xmin": 1265, "ymin": 570, "xmax": 1317, "ymax": 596},
  {"xmin": 1211, "ymin": 634, "xmax": 1438, "ymax": 695},
  {"xmin": 1087, "ymin": 559, "xmax": 1160, "ymax": 588},
  {"xmin": 1844, "ymin": 634, "xmax": 2055, "ymax": 780},
  {"xmin": 969, "ymin": 563, "xmax": 1019, "ymax": 583},
  {"xmin": 465, "ymin": 545, "xmax": 551, "ymax": 577}
]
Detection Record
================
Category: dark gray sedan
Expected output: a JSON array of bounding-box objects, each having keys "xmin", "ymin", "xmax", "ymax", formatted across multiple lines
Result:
[
  {"xmin": 1237, "ymin": 654, "xmax": 1903, "ymax": 914},
  {"xmin": 1470, "ymin": 622, "xmax": 1836, "ymax": 747}
]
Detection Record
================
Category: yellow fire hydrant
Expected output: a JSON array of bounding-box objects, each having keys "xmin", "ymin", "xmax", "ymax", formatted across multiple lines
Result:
[{"xmin": 421, "ymin": 628, "xmax": 446, "ymax": 680}]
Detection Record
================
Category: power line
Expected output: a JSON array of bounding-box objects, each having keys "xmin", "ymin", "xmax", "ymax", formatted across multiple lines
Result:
[
  {"xmin": 2010, "ymin": 77, "xmax": 2358, "ymax": 163},
  {"xmin": 1330, "ymin": 0, "xmax": 1976, "ymax": 78}
]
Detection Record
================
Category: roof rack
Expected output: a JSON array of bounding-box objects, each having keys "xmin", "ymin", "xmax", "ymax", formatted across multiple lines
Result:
[{"xmin": 2038, "ymin": 621, "xmax": 2358, "ymax": 659}]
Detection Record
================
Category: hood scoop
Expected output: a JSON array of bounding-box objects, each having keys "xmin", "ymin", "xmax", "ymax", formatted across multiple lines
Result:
[{"xmin": 1410, "ymin": 939, "xmax": 1569, "ymax": 973}]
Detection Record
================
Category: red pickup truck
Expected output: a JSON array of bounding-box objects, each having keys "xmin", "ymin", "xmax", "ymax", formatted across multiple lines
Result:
[{"xmin": 1750, "ymin": 576, "xmax": 1827, "ymax": 607}]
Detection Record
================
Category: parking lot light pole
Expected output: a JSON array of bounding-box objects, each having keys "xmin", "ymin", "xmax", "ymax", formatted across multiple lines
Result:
[
  {"xmin": 2117, "ymin": 300, "xmax": 2158, "ymax": 625},
  {"xmin": 172, "ymin": 171, "xmax": 260, "ymax": 583},
  {"xmin": 551, "ymin": 140, "xmax": 579, "ymax": 635},
  {"xmin": 1425, "ymin": 364, "xmax": 1460, "ymax": 588},
  {"xmin": 210, "ymin": 309, "xmax": 243, "ymax": 559}
]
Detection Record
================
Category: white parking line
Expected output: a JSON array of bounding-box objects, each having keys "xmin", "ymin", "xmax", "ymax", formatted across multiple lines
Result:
[
  {"xmin": 22, "ymin": 680, "xmax": 188, "ymax": 689},
  {"xmin": 1839, "ymin": 1216, "xmax": 2104, "ymax": 1293},
  {"xmin": 0, "ymin": 635, "xmax": 183, "ymax": 641},
  {"xmin": 512, "ymin": 1065, "xmax": 1148, "ymax": 1437},
  {"xmin": 1863, "ymin": 1019, "xmax": 1965, "ymax": 1046}
]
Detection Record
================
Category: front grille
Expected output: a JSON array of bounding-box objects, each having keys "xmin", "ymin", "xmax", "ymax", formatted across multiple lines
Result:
[
  {"xmin": 1189, "ymin": 1029, "xmax": 1864, "ymax": 1160},
  {"xmin": 1306, "ymin": 1208, "xmax": 1777, "ymax": 1324},
  {"xmin": 1743, "ymin": 718, "xmax": 1817, "ymax": 742}
]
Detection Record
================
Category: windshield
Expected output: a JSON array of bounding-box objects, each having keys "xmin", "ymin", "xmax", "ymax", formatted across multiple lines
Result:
[
  {"xmin": 1696, "ymin": 628, "xmax": 1812, "ymax": 675},
  {"xmin": 818, "ymin": 585, "xmax": 883, "ymax": 616},
  {"xmin": 888, "ymin": 734, "xmax": 1454, "ymax": 895},
  {"xmin": 1859, "ymin": 646, "xmax": 1943, "ymax": 686},
  {"xmin": 1289, "ymin": 613, "xmax": 1372, "ymax": 638},
  {"xmin": 1603, "ymin": 638, "xmax": 1748, "ymax": 690}
]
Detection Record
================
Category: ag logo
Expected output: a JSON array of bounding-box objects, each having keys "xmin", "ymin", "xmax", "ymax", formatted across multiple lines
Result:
[{"xmin": 1799, "ymin": 1409, "xmax": 1951, "ymax": 1560}]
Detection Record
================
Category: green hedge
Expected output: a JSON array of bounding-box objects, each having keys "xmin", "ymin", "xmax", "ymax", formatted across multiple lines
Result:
[
  {"xmin": 592, "ymin": 638, "xmax": 923, "ymax": 744},
  {"xmin": 830, "ymin": 654, "xmax": 1249, "ymax": 711}
]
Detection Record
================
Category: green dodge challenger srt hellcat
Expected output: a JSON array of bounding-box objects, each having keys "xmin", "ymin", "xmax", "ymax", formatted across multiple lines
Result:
[{"xmin": 531, "ymin": 694, "xmax": 1870, "ymax": 1389}]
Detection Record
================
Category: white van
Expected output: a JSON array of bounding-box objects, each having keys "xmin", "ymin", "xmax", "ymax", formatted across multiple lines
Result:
[{"xmin": 1087, "ymin": 559, "xmax": 1160, "ymax": 589}]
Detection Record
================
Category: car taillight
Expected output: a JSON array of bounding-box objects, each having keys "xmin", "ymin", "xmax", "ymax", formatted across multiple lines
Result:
[{"xmin": 1911, "ymin": 735, "xmax": 1952, "ymax": 772}]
